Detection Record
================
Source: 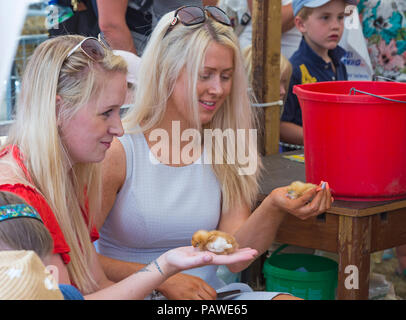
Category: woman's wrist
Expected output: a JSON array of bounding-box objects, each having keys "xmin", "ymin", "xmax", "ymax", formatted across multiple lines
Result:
[
  {"xmin": 152, "ymin": 258, "xmax": 166, "ymax": 276},
  {"xmin": 263, "ymin": 190, "xmax": 286, "ymax": 216},
  {"xmin": 136, "ymin": 256, "xmax": 171, "ymax": 282},
  {"xmin": 154, "ymin": 254, "xmax": 177, "ymax": 279}
]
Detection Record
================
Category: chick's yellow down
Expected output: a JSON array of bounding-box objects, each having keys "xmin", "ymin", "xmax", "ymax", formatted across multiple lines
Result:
[
  {"xmin": 191, "ymin": 230, "xmax": 238, "ymax": 254},
  {"xmin": 287, "ymin": 181, "xmax": 317, "ymax": 199}
]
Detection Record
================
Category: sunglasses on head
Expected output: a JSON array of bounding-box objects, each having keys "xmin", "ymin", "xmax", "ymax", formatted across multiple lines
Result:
[
  {"xmin": 164, "ymin": 5, "xmax": 232, "ymax": 38},
  {"xmin": 66, "ymin": 34, "xmax": 110, "ymax": 62}
]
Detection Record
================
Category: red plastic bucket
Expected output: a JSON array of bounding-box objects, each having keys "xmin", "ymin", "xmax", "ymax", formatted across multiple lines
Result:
[{"xmin": 293, "ymin": 81, "xmax": 406, "ymax": 201}]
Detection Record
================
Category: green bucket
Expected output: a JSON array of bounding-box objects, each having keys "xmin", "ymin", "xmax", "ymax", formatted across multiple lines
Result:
[{"xmin": 263, "ymin": 244, "xmax": 338, "ymax": 300}]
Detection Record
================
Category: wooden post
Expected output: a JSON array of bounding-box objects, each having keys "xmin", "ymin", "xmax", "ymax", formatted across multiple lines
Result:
[
  {"xmin": 337, "ymin": 216, "xmax": 371, "ymax": 300},
  {"xmin": 252, "ymin": 0, "xmax": 281, "ymax": 155}
]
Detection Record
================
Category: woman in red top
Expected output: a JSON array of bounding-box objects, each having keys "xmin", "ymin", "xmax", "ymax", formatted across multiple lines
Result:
[{"xmin": 0, "ymin": 35, "xmax": 257, "ymax": 299}]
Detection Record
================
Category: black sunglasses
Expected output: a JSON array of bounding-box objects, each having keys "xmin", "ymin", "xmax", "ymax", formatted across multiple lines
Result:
[{"xmin": 164, "ymin": 6, "xmax": 232, "ymax": 38}]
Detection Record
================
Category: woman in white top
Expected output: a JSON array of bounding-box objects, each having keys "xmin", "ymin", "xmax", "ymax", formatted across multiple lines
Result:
[
  {"xmin": 97, "ymin": 6, "xmax": 332, "ymax": 300},
  {"xmin": 0, "ymin": 34, "xmax": 257, "ymax": 299}
]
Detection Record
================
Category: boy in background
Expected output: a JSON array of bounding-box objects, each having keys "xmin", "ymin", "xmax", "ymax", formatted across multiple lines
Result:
[{"xmin": 280, "ymin": 0, "xmax": 355, "ymax": 149}]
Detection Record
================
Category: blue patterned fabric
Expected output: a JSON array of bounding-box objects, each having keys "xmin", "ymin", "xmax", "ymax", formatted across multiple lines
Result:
[
  {"xmin": 0, "ymin": 204, "xmax": 43, "ymax": 223},
  {"xmin": 358, "ymin": 0, "xmax": 406, "ymax": 81}
]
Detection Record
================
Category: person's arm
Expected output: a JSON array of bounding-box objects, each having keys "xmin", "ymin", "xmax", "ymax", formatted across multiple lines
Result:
[
  {"xmin": 217, "ymin": 200, "xmax": 284, "ymax": 273},
  {"xmin": 98, "ymin": 253, "xmax": 218, "ymax": 299},
  {"xmin": 96, "ymin": 137, "xmax": 126, "ymax": 230},
  {"xmin": 96, "ymin": 0, "xmax": 138, "ymax": 54},
  {"xmin": 85, "ymin": 249, "xmax": 172, "ymax": 299},
  {"xmin": 44, "ymin": 253, "xmax": 71, "ymax": 285},
  {"xmin": 247, "ymin": 0, "xmax": 252, "ymax": 13},
  {"xmin": 203, "ymin": 0, "xmax": 219, "ymax": 6},
  {"xmin": 218, "ymin": 184, "xmax": 332, "ymax": 273},
  {"xmin": 279, "ymin": 121, "xmax": 303, "ymax": 145},
  {"xmin": 97, "ymin": 138, "xmax": 218, "ymax": 300},
  {"xmin": 279, "ymin": 71, "xmax": 304, "ymax": 145},
  {"xmin": 86, "ymin": 242, "xmax": 257, "ymax": 299},
  {"xmin": 281, "ymin": 3, "xmax": 295, "ymax": 33}
]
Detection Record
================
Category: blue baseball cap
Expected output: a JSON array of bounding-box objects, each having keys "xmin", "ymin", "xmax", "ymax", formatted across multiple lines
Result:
[{"xmin": 292, "ymin": 0, "xmax": 357, "ymax": 16}]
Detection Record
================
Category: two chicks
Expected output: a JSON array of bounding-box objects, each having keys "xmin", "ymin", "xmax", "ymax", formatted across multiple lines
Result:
[{"xmin": 192, "ymin": 181, "xmax": 323, "ymax": 254}]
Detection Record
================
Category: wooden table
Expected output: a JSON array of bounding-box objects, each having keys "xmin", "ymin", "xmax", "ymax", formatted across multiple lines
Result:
[{"xmin": 259, "ymin": 152, "xmax": 406, "ymax": 300}]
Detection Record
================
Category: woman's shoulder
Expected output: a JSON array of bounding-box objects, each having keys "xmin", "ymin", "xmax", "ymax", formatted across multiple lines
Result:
[
  {"xmin": 97, "ymin": 137, "xmax": 128, "ymax": 229},
  {"xmin": 102, "ymin": 137, "xmax": 127, "ymax": 190},
  {"xmin": 104, "ymin": 137, "xmax": 126, "ymax": 170}
]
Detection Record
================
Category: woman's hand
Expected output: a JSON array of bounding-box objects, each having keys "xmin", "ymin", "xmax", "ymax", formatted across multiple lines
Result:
[
  {"xmin": 161, "ymin": 246, "xmax": 258, "ymax": 276},
  {"xmin": 158, "ymin": 273, "xmax": 218, "ymax": 300},
  {"xmin": 265, "ymin": 182, "xmax": 333, "ymax": 220}
]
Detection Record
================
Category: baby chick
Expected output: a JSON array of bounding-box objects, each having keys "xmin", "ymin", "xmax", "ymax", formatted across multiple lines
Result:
[
  {"xmin": 191, "ymin": 230, "xmax": 238, "ymax": 255},
  {"xmin": 286, "ymin": 181, "xmax": 317, "ymax": 199}
]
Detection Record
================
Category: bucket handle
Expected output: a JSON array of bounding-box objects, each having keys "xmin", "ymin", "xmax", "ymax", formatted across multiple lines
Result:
[
  {"xmin": 372, "ymin": 75, "xmax": 398, "ymax": 82},
  {"xmin": 349, "ymin": 87, "xmax": 406, "ymax": 104},
  {"xmin": 270, "ymin": 244, "xmax": 289, "ymax": 258}
]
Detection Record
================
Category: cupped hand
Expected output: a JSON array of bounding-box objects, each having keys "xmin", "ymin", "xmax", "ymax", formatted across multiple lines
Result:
[
  {"xmin": 268, "ymin": 181, "xmax": 333, "ymax": 220},
  {"xmin": 163, "ymin": 246, "xmax": 258, "ymax": 275}
]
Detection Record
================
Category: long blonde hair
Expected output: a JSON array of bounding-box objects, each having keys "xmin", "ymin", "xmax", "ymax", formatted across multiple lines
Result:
[
  {"xmin": 3, "ymin": 35, "xmax": 127, "ymax": 294},
  {"xmin": 123, "ymin": 11, "xmax": 262, "ymax": 212}
]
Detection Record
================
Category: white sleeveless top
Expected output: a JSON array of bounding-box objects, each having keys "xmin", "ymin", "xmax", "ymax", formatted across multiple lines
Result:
[{"xmin": 98, "ymin": 132, "xmax": 224, "ymax": 288}]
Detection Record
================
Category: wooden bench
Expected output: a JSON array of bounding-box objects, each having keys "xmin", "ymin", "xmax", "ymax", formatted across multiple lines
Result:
[{"xmin": 258, "ymin": 151, "xmax": 406, "ymax": 300}]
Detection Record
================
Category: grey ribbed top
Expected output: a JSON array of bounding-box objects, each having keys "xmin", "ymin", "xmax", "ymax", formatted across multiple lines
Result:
[{"xmin": 98, "ymin": 131, "xmax": 224, "ymax": 288}]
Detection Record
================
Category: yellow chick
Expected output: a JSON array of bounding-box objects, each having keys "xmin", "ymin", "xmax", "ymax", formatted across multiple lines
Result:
[
  {"xmin": 287, "ymin": 181, "xmax": 317, "ymax": 199},
  {"xmin": 191, "ymin": 230, "xmax": 238, "ymax": 255}
]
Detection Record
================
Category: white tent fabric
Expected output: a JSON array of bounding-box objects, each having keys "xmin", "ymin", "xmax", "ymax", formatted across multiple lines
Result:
[{"xmin": 0, "ymin": 1, "xmax": 31, "ymax": 103}]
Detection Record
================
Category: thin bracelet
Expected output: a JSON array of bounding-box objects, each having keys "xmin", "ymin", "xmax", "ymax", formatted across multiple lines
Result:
[{"xmin": 153, "ymin": 260, "xmax": 164, "ymax": 276}]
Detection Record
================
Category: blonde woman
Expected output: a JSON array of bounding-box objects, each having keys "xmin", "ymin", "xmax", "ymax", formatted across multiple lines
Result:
[
  {"xmin": 98, "ymin": 6, "xmax": 332, "ymax": 300},
  {"xmin": 0, "ymin": 35, "xmax": 257, "ymax": 299}
]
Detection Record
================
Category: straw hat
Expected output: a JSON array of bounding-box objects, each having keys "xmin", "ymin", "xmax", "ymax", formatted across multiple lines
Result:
[{"xmin": 0, "ymin": 250, "xmax": 63, "ymax": 300}]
